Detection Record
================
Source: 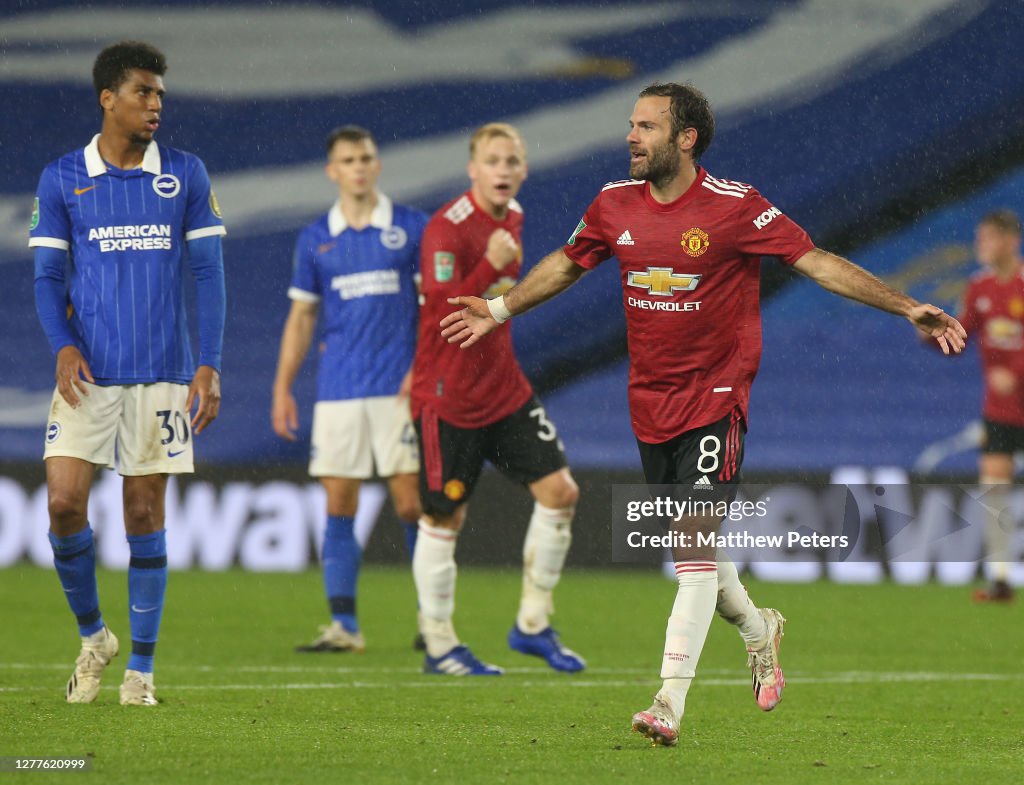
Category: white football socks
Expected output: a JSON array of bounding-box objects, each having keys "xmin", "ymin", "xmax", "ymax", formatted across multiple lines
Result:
[
  {"xmin": 981, "ymin": 477, "xmax": 1011, "ymax": 583},
  {"xmin": 657, "ymin": 561, "xmax": 718, "ymax": 722},
  {"xmin": 412, "ymin": 519, "xmax": 459, "ymax": 657},
  {"xmin": 517, "ymin": 503, "xmax": 574, "ymax": 634},
  {"xmin": 715, "ymin": 552, "xmax": 768, "ymax": 647}
]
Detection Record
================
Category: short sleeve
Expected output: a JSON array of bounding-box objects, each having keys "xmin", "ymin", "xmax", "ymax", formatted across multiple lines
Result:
[
  {"xmin": 733, "ymin": 189, "xmax": 814, "ymax": 266},
  {"xmin": 28, "ymin": 166, "xmax": 71, "ymax": 251},
  {"xmin": 562, "ymin": 195, "xmax": 612, "ymax": 270},
  {"xmin": 419, "ymin": 217, "xmax": 465, "ymax": 293},
  {"xmin": 288, "ymin": 228, "xmax": 321, "ymax": 303},
  {"xmin": 183, "ymin": 156, "xmax": 227, "ymax": 241}
]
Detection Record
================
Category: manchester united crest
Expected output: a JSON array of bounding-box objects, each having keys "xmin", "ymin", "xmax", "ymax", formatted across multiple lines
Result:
[
  {"xmin": 444, "ymin": 479, "xmax": 466, "ymax": 501},
  {"xmin": 681, "ymin": 227, "xmax": 710, "ymax": 257}
]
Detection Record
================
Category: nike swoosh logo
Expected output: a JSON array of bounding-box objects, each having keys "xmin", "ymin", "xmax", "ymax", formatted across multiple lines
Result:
[
  {"xmin": 167, "ymin": 449, "xmax": 186, "ymax": 458},
  {"xmin": 73, "ymin": 185, "xmax": 97, "ymax": 196},
  {"xmin": 131, "ymin": 605, "xmax": 158, "ymax": 613}
]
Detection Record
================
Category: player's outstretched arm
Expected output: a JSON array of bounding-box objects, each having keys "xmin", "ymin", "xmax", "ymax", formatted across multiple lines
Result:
[
  {"xmin": 792, "ymin": 247, "xmax": 967, "ymax": 355},
  {"xmin": 187, "ymin": 365, "xmax": 221, "ymax": 435},
  {"xmin": 440, "ymin": 249, "xmax": 586, "ymax": 348},
  {"xmin": 271, "ymin": 300, "xmax": 318, "ymax": 440}
]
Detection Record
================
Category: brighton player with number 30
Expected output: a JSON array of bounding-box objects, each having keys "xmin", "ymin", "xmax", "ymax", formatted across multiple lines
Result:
[
  {"xmin": 441, "ymin": 83, "xmax": 966, "ymax": 745},
  {"xmin": 30, "ymin": 41, "xmax": 226, "ymax": 707}
]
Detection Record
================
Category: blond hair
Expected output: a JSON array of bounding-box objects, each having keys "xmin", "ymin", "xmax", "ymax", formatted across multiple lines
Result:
[
  {"xmin": 980, "ymin": 209, "xmax": 1022, "ymax": 236},
  {"xmin": 469, "ymin": 122, "xmax": 526, "ymax": 159}
]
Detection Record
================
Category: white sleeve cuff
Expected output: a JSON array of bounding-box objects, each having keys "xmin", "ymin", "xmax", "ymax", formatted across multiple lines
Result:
[
  {"xmin": 185, "ymin": 225, "xmax": 227, "ymax": 241},
  {"xmin": 28, "ymin": 237, "xmax": 70, "ymax": 251},
  {"xmin": 288, "ymin": 286, "xmax": 321, "ymax": 303}
]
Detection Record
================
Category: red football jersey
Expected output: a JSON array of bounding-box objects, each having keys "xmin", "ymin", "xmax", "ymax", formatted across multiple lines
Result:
[
  {"xmin": 412, "ymin": 190, "xmax": 533, "ymax": 427},
  {"xmin": 960, "ymin": 268, "xmax": 1024, "ymax": 427},
  {"xmin": 564, "ymin": 168, "xmax": 814, "ymax": 444}
]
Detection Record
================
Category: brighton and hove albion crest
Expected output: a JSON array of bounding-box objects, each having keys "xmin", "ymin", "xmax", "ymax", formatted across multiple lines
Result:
[
  {"xmin": 681, "ymin": 227, "xmax": 710, "ymax": 257},
  {"xmin": 380, "ymin": 226, "xmax": 408, "ymax": 250},
  {"xmin": 152, "ymin": 173, "xmax": 181, "ymax": 199}
]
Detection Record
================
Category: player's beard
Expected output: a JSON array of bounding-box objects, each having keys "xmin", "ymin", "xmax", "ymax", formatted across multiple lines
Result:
[
  {"xmin": 128, "ymin": 132, "xmax": 153, "ymax": 147},
  {"xmin": 630, "ymin": 138, "xmax": 681, "ymax": 190}
]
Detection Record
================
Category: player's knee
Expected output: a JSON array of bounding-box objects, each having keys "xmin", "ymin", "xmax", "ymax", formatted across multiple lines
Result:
[
  {"xmin": 123, "ymin": 496, "xmax": 163, "ymax": 534},
  {"xmin": 394, "ymin": 498, "xmax": 422, "ymax": 523},
  {"xmin": 47, "ymin": 490, "xmax": 88, "ymax": 531},
  {"xmin": 423, "ymin": 509, "xmax": 464, "ymax": 531},
  {"xmin": 536, "ymin": 472, "xmax": 579, "ymax": 510}
]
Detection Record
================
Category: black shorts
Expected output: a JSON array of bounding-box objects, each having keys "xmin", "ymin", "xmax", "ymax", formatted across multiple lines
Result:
[
  {"xmin": 636, "ymin": 408, "xmax": 746, "ymax": 497},
  {"xmin": 415, "ymin": 396, "xmax": 569, "ymax": 516},
  {"xmin": 983, "ymin": 419, "xmax": 1024, "ymax": 454}
]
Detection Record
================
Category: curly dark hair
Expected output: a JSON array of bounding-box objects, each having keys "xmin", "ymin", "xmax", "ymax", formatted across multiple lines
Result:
[
  {"xmin": 638, "ymin": 82, "xmax": 715, "ymax": 160},
  {"xmin": 92, "ymin": 41, "xmax": 167, "ymax": 99}
]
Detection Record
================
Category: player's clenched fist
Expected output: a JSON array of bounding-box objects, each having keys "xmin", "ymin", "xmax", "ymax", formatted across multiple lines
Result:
[{"xmin": 485, "ymin": 229, "xmax": 519, "ymax": 270}]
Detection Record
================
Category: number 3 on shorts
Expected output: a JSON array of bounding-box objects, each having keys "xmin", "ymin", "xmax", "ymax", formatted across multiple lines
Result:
[
  {"xmin": 529, "ymin": 407, "xmax": 558, "ymax": 442},
  {"xmin": 697, "ymin": 435, "xmax": 721, "ymax": 473}
]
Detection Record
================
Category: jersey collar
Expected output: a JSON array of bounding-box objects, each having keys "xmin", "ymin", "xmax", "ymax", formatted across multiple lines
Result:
[
  {"xmin": 641, "ymin": 165, "xmax": 706, "ymax": 212},
  {"xmin": 328, "ymin": 193, "xmax": 393, "ymax": 236},
  {"xmin": 84, "ymin": 134, "xmax": 162, "ymax": 177}
]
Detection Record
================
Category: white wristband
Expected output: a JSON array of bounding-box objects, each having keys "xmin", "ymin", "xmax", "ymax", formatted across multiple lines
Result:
[{"xmin": 487, "ymin": 295, "xmax": 512, "ymax": 324}]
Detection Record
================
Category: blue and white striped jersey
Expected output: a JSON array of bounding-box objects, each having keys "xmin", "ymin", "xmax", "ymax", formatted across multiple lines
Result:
[
  {"xmin": 29, "ymin": 135, "xmax": 226, "ymax": 384},
  {"xmin": 289, "ymin": 195, "xmax": 426, "ymax": 401}
]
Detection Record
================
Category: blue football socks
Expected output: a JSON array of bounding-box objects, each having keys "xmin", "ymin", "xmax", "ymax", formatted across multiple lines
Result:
[
  {"xmin": 402, "ymin": 519, "xmax": 418, "ymax": 561},
  {"xmin": 323, "ymin": 515, "xmax": 360, "ymax": 632},
  {"xmin": 49, "ymin": 525, "xmax": 105, "ymax": 637},
  {"xmin": 126, "ymin": 530, "xmax": 168, "ymax": 674}
]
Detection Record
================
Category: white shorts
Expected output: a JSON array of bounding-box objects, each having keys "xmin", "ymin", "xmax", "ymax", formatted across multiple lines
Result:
[
  {"xmin": 309, "ymin": 395, "xmax": 419, "ymax": 479},
  {"xmin": 43, "ymin": 382, "xmax": 194, "ymax": 476}
]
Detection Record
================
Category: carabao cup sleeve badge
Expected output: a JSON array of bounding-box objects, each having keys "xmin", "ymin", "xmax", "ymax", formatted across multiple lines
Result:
[{"xmin": 434, "ymin": 251, "xmax": 456, "ymax": 282}]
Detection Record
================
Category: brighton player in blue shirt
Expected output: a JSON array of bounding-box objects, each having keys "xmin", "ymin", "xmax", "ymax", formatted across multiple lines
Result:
[
  {"xmin": 30, "ymin": 41, "xmax": 226, "ymax": 706},
  {"xmin": 272, "ymin": 126, "xmax": 426, "ymax": 652}
]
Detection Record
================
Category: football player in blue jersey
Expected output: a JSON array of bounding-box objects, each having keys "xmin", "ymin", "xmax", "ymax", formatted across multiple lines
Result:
[
  {"xmin": 30, "ymin": 41, "xmax": 226, "ymax": 706},
  {"xmin": 271, "ymin": 126, "xmax": 427, "ymax": 652}
]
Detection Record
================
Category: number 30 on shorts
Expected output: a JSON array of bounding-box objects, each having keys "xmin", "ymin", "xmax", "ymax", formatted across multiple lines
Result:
[{"xmin": 156, "ymin": 409, "xmax": 190, "ymax": 446}]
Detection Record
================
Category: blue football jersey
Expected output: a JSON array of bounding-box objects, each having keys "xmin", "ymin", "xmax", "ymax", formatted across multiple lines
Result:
[
  {"xmin": 29, "ymin": 135, "xmax": 226, "ymax": 385},
  {"xmin": 289, "ymin": 195, "xmax": 426, "ymax": 401}
]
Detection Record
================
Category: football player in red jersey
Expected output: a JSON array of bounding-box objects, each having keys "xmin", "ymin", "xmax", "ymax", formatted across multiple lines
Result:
[
  {"xmin": 442, "ymin": 83, "xmax": 966, "ymax": 745},
  {"xmin": 410, "ymin": 123, "xmax": 585, "ymax": 676},
  {"xmin": 958, "ymin": 210, "xmax": 1024, "ymax": 602}
]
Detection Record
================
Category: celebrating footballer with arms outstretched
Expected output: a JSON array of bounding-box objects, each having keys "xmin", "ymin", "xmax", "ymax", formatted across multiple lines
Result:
[{"xmin": 441, "ymin": 83, "xmax": 966, "ymax": 745}]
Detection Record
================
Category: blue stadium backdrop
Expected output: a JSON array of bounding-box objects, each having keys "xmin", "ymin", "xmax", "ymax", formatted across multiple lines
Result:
[{"xmin": 2, "ymin": 0, "xmax": 1023, "ymax": 580}]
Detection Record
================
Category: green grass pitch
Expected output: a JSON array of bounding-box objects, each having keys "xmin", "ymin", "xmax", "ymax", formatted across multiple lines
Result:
[{"xmin": 1, "ymin": 565, "xmax": 1022, "ymax": 784}]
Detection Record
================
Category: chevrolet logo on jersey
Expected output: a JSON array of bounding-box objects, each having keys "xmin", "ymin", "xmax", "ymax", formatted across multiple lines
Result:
[{"xmin": 626, "ymin": 267, "xmax": 701, "ymax": 296}]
